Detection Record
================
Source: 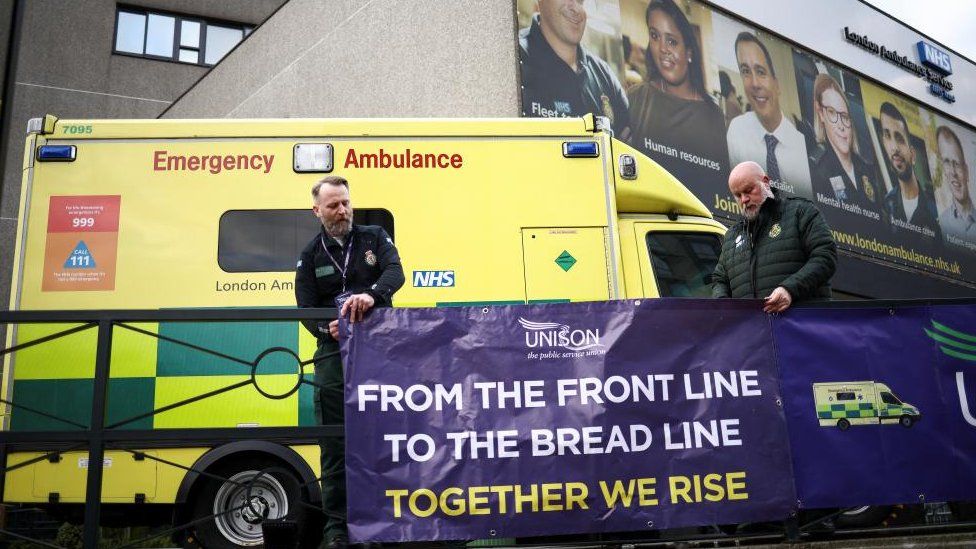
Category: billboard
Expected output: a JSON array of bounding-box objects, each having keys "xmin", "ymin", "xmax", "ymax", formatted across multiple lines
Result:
[{"xmin": 516, "ymin": 0, "xmax": 976, "ymax": 287}]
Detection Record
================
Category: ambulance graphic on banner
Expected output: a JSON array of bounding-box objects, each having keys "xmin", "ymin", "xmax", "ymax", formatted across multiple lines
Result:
[{"xmin": 42, "ymin": 195, "xmax": 121, "ymax": 291}]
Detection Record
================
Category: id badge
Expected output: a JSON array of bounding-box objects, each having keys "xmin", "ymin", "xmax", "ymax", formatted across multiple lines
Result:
[{"xmin": 334, "ymin": 291, "xmax": 353, "ymax": 311}]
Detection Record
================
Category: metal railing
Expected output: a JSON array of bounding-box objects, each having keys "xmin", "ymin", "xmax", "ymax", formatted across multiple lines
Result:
[
  {"xmin": 0, "ymin": 304, "xmax": 973, "ymax": 548},
  {"xmin": 0, "ymin": 307, "xmax": 341, "ymax": 548}
]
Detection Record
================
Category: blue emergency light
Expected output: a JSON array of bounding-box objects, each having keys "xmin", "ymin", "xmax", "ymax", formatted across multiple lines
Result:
[
  {"xmin": 562, "ymin": 141, "xmax": 599, "ymax": 158},
  {"xmin": 37, "ymin": 145, "xmax": 77, "ymax": 162}
]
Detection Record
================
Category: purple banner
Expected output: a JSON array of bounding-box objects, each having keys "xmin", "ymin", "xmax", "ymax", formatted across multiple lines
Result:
[
  {"xmin": 776, "ymin": 304, "xmax": 976, "ymax": 510},
  {"xmin": 342, "ymin": 300, "xmax": 794, "ymax": 543}
]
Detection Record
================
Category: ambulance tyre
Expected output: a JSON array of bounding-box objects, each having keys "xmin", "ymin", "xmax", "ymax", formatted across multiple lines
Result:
[
  {"xmin": 899, "ymin": 415, "xmax": 914, "ymax": 428},
  {"xmin": 188, "ymin": 457, "xmax": 308, "ymax": 548},
  {"xmin": 837, "ymin": 418, "xmax": 850, "ymax": 430}
]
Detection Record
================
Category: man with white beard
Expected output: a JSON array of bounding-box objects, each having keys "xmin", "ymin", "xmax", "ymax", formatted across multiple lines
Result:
[{"xmin": 712, "ymin": 161, "xmax": 836, "ymax": 312}]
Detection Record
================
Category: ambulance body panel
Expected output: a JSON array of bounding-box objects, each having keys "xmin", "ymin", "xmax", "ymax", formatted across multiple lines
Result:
[{"xmin": 3, "ymin": 115, "xmax": 723, "ymax": 537}]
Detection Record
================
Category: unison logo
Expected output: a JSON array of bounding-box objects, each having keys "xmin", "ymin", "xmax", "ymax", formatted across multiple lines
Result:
[
  {"xmin": 925, "ymin": 320, "xmax": 976, "ymax": 426},
  {"xmin": 518, "ymin": 317, "xmax": 603, "ymax": 351}
]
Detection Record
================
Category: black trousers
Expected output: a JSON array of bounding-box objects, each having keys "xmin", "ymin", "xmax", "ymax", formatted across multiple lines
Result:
[{"xmin": 313, "ymin": 338, "xmax": 346, "ymax": 542}]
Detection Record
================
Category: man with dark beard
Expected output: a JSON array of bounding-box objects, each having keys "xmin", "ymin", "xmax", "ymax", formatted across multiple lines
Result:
[
  {"xmin": 879, "ymin": 102, "xmax": 940, "ymax": 238},
  {"xmin": 712, "ymin": 161, "xmax": 836, "ymax": 312},
  {"xmin": 295, "ymin": 175, "xmax": 404, "ymax": 548}
]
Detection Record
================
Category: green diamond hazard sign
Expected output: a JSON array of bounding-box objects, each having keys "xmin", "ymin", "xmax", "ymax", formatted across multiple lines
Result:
[{"xmin": 555, "ymin": 250, "xmax": 577, "ymax": 272}]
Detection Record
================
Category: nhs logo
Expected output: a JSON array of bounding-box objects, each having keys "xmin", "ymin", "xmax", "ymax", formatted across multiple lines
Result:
[
  {"xmin": 413, "ymin": 270, "xmax": 455, "ymax": 287},
  {"xmin": 917, "ymin": 41, "xmax": 952, "ymax": 75}
]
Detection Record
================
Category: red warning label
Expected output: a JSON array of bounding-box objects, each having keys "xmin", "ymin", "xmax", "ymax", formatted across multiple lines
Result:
[{"xmin": 47, "ymin": 195, "xmax": 121, "ymax": 233}]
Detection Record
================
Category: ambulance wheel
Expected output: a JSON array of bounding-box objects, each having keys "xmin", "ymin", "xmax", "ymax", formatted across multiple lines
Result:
[
  {"xmin": 899, "ymin": 415, "xmax": 914, "ymax": 428},
  {"xmin": 187, "ymin": 457, "xmax": 307, "ymax": 548},
  {"xmin": 837, "ymin": 418, "xmax": 851, "ymax": 430}
]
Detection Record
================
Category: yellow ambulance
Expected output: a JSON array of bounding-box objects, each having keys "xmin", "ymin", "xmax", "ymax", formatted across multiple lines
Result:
[
  {"xmin": 813, "ymin": 381, "xmax": 921, "ymax": 430},
  {"xmin": 3, "ymin": 114, "xmax": 725, "ymax": 547}
]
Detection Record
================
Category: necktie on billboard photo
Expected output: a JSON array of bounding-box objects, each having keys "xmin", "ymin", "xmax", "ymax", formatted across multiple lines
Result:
[{"xmin": 764, "ymin": 134, "xmax": 781, "ymax": 183}]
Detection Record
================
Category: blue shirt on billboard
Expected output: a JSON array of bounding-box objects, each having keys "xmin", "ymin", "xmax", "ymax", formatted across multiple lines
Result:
[{"xmin": 519, "ymin": 15, "xmax": 630, "ymax": 135}]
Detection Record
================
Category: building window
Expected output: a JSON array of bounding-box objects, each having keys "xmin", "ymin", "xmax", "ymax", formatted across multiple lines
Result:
[{"xmin": 113, "ymin": 7, "xmax": 253, "ymax": 66}]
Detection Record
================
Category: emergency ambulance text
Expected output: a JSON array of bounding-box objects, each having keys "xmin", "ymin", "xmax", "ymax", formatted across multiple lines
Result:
[
  {"xmin": 344, "ymin": 148, "xmax": 463, "ymax": 169},
  {"xmin": 153, "ymin": 150, "xmax": 275, "ymax": 174}
]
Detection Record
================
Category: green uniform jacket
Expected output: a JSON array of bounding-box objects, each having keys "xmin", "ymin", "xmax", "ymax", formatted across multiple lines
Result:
[{"xmin": 712, "ymin": 195, "xmax": 837, "ymax": 300}]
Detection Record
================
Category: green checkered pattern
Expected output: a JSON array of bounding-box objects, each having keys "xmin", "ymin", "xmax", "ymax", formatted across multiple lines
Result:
[
  {"xmin": 9, "ymin": 319, "xmax": 314, "ymax": 431},
  {"xmin": 879, "ymin": 405, "xmax": 910, "ymax": 417},
  {"xmin": 817, "ymin": 402, "xmax": 875, "ymax": 419}
]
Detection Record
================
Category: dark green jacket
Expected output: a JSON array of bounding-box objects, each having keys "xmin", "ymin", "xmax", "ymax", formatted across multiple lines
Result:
[{"xmin": 712, "ymin": 195, "xmax": 837, "ymax": 300}]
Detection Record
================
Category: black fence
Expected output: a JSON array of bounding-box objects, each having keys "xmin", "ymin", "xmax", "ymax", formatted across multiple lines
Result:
[
  {"xmin": 0, "ymin": 305, "xmax": 974, "ymax": 549},
  {"xmin": 0, "ymin": 307, "xmax": 341, "ymax": 548}
]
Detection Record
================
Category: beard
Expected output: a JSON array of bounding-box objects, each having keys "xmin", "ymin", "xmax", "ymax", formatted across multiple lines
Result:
[
  {"xmin": 325, "ymin": 218, "xmax": 352, "ymax": 238},
  {"xmin": 895, "ymin": 163, "xmax": 914, "ymax": 183},
  {"xmin": 742, "ymin": 186, "xmax": 774, "ymax": 221}
]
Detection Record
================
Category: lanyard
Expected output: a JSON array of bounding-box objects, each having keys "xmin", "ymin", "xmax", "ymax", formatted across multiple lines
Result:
[{"xmin": 320, "ymin": 234, "xmax": 353, "ymax": 291}]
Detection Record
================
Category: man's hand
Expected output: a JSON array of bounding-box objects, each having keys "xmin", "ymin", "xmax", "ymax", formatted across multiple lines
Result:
[
  {"xmin": 341, "ymin": 293, "xmax": 376, "ymax": 322},
  {"xmin": 763, "ymin": 286, "xmax": 793, "ymax": 313},
  {"xmin": 328, "ymin": 319, "xmax": 339, "ymax": 339}
]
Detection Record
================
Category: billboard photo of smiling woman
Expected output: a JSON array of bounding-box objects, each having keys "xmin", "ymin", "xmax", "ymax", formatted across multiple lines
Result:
[{"xmin": 626, "ymin": 0, "xmax": 729, "ymax": 195}]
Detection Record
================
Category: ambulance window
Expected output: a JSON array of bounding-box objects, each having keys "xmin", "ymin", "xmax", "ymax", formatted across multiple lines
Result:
[
  {"xmin": 218, "ymin": 209, "xmax": 394, "ymax": 272},
  {"xmin": 880, "ymin": 392, "xmax": 901, "ymax": 405},
  {"xmin": 645, "ymin": 232, "xmax": 721, "ymax": 297},
  {"xmin": 836, "ymin": 392, "xmax": 856, "ymax": 401}
]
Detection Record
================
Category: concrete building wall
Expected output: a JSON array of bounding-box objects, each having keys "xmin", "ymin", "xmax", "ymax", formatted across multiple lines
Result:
[
  {"xmin": 162, "ymin": 0, "xmax": 521, "ymax": 119},
  {"xmin": 0, "ymin": 0, "xmax": 284, "ymax": 311}
]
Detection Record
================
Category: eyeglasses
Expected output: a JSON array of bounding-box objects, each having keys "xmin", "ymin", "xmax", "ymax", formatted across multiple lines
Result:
[
  {"xmin": 823, "ymin": 106, "xmax": 851, "ymax": 128},
  {"xmin": 943, "ymin": 157, "xmax": 967, "ymax": 173}
]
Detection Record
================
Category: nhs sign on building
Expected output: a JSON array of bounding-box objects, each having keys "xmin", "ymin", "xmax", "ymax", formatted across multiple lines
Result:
[{"xmin": 917, "ymin": 41, "xmax": 953, "ymax": 75}]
